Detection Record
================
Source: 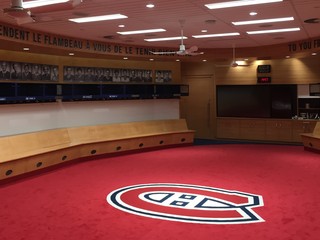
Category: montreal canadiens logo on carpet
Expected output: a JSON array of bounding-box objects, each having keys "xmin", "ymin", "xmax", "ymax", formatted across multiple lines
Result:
[{"xmin": 107, "ymin": 183, "xmax": 264, "ymax": 224}]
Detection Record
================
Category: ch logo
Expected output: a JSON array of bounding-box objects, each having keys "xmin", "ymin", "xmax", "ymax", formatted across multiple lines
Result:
[{"xmin": 107, "ymin": 183, "xmax": 264, "ymax": 224}]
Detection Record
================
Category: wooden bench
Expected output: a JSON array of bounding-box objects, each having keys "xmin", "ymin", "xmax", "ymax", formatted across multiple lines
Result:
[
  {"xmin": 301, "ymin": 121, "xmax": 320, "ymax": 152},
  {"xmin": 0, "ymin": 119, "xmax": 194, "ymax": 180}
]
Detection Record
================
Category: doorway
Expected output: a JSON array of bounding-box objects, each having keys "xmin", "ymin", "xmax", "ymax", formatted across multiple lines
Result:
[{"xmin": 180, "ymin": 75, "xmax": 215, "ymax": 139}]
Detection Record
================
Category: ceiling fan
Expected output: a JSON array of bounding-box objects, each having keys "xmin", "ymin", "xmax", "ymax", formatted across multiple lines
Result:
[
  {"xmin": 215, "ymin": 44, "xmax": 250, "ymax": 68},
  {"xmin": 3, "ymin": 0, "xmax": 82, "ymax": 25},
  {"xmin": 150, "ymin": 21, "xmax": 204, "ymax": 56}
]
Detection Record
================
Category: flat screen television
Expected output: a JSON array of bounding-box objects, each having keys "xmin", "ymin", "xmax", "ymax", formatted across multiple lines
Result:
[
  {"xmin": 217, "ymin": 85, "xmax": 297, "ymax": 119},
  {"xmin": 270, "ymin": 85, "xmax": 297, "ymax": 118},
  {"xmin": 217, "ymin": 85, "xmax": 271, "ymax": 118}
]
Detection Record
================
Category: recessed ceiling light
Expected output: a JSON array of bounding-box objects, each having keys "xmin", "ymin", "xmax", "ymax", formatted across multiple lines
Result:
[
  {"xmin": 146, "ymin": 3, "xmax": 155, "ymax": 8},
  {"xmin": 311, "ymin": 52, "xmax": 317, "ymax": 56},
  {"xmin": 118, "ymin": 24, "xmax": 125, "ymax": 28},
  {"xmin": 247, "ymin": 27, "xmax": 300, "ymax": 34},
  {"xmin": 117, "ymin": 28, "xmax": 166, "ymax": 35},
  {"xmin": 23, "ymin": 0, "xmax": 70, "ymax": 8},
  {"xmin": 145, "ymin": 36, "xmax": 187, "ymax": 42},
  {"xmin": 69, "ymin": 53, "xmax": 75, "ymax": 56},
  {"xmin": 232, "ymin": 17, "xmax": 294, "ymax": 25},
  {"xmin": 23, "ymin": 47, "xmax": 30, "ymax": 51},
  {"xmin": 202, "ymin": 59, "xmax": 207, "ymax": 62},
  {"xmin": 250, "ymin": 12, "xmax": 258, "ymax": 16},
  {"xmin": 69, "ymin": 14, "xmax": 128, "ymax": 23},
  {"xmin": 123, "ymin": 57, "xmax": 128, "ymax": 60},
  {"xmin": 201, "ymin": 30, "xmax": 208, "ymax": 33},
  {"xmin": 192, "ymin": 32, "xmax": 240, "ymax": 38},
  {"xmin": 149, "ymin": 58, "xmax": 154, "ymax": 61},
  {"xmin": 205, "ymin": 0, "xmax": 283, "ymax": 9},
  {"xmin": 176, "ymin": 59, "xmax": 180, "ymax": 62}
]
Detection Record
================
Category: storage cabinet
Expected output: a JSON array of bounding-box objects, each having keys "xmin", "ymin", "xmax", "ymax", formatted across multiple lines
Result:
[
  {"xmin": 239, "ymin": 119, "xmax": 265, "ymax": 140},
  {"xmin": 216, "ymin": 118, "xmax": 318, "ymax": 143},
  {"xmin": 216, "ymin": 118, "xmax": 240, "ymax": 139},
  {"xmin": 265, "ymin": 120, "xmax": 292, "ymax": 142}
]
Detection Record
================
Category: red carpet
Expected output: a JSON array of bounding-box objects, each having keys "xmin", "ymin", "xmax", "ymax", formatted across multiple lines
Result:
[{"xmin": 1, "ymin": 144, "xmax": 319, "ymax": 240}]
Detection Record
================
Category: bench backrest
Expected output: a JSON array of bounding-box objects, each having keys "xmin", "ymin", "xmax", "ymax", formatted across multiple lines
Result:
[{"xmin": 313, "ymin": 122, "xmax": 320, "ymax": 136}]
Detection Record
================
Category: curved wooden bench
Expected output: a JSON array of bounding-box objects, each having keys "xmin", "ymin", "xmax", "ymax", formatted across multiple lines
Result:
[
  {"xmin": 301, "ymin": 121, "xmax": 320, "ymax": 152},
  {"xmin": 0, "ymin": 119, "xmax": 194, "ymax": 180}
]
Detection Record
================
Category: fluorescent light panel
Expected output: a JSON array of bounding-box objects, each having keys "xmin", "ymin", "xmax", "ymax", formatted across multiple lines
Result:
[
  {"xmin": 205, "ymin": 0, "xmax": 283, "ymax": 9},
  {"xmin": 247, "ymin": 27, "xmax": 300, "ymax": 34},
  {"xmin": 69, "ymin": 14, "xmax": 128, "ymax": 23},
  {"xmin": 232, "ymin": 17, "xmax": 294, "ymax": 25},
  {"xmin": 144, "ymin": 36, "xmax": 187, "ymax": 42},
  {"xmin": 23, "ymin": 0, "xmax": 69, "ymax": 8},
  {"xmin": 192, "ymin": 32, "xmax": 240, "ymax": 38},
  {"xmin": 117, "ymin": 29, "xmax": 166, "ymax": 35}
]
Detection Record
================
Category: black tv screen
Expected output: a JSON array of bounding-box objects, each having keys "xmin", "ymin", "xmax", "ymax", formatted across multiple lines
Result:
[
  {"xmin": 217, "ymin": 85, "xmax": 297, "ymax": 119},
  {"xmin": 270, "ymin": 85, "xmax": 297, "ymax": 118},
  {"xmin": 217, "ymin": 85, "xmax": 271, "ymax": 118}
]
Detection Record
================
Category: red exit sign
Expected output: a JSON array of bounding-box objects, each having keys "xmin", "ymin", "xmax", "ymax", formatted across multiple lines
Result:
[{"xmin": 257, "ymin": 77, "xmax": 271, "ymax": 83}]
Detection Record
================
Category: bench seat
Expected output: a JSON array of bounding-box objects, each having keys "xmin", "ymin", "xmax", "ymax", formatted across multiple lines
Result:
[
  {"xmin": 0, "ymin": 119, "xmax": 194, "ymax": 180},
  {"xmin": 301, "ymin": 121, "xmax": 320, "ymax": 152}
]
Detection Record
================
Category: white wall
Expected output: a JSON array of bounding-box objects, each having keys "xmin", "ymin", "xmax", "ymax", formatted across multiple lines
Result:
[{"xmin": 0, "ymin": 99, "xmax": 180, "ymax": 136}]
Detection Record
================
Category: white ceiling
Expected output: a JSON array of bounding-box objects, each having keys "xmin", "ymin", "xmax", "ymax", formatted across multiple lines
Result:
[{"xmin": 0, "ymin": 0, "xmax": 319, "ymax": 53}]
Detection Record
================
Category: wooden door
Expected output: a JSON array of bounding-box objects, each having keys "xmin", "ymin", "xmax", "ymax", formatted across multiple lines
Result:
[{"xmin": 180, "ymin": 76, "xmax": 215, "ymax": 139}]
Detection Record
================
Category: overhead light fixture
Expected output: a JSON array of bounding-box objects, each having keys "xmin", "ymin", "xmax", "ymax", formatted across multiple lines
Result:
[
  {"xmin": 69, "ymin": 14, "xmax": 128, "ymax": 23},
  {"xmin": 205, "ymin": 0, "xmax": 283, "ymax": 9},
  {"xmin": 232, "ymin": 17, "xmax": 294, "ymax": 25},
  {"xmin": 250, "ymin": 12, "xmax": 258, "ymax": 16},
  {"xmin": 23, "ymin": 0, "xmax": 69, "ymax": 8},
  {"xmin": 117, "ymin": 28, "xmax": 166, "ymax": 35},
  {"xmin": 247, "ymin": 27, "xmax": 300, "ymax": 34},
  {"xmin": 192, "ymin": 32, "xmax": 240, "ymax": 38},
  {"xmin": 146, "ymin": 3, "xmax": 155, "ymax": 8},
  {"xmin": 145, "ymin": 36, "xmax": 187, "ymax": 42}
]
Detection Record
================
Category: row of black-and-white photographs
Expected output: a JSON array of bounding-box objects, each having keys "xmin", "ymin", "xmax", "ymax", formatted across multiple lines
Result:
[
  {"xmin": 155, "ymin": 70, "xmax": 172, "ymax": 83},
  {"xmin": 63, "ymin": 66, "xmax": 172, "ymax": 83},
  {"xmin": 64, "ymin": 66, "xmax": 154, "ymax": 83},
  {"xmin": 0, "ymin": 61, "xmax": 59, "ymax": 81}
]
